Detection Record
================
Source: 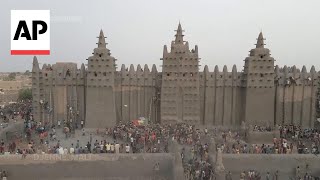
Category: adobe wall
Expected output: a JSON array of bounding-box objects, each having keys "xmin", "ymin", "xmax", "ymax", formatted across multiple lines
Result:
[
  {"xmin": 200, "ymin": 65, "xmax": 243, "ymax": 127},
  {"xmin": 274, "ymin": 65, "xmax": 317, "ymax": 128},
  {"xmin": 114, "ymin": 64, "xmax": 160, "ymax": 123},
  {"xmin": 32, "ymin": 59, "xmax": 86, "ymax": 125},
  {"xmin": 222, "ymin": 154, "xmax": 320, "ymax": 179},
  {"xmin": 0, "ymin": 154, "xmax": 176, "ymax": 180}
]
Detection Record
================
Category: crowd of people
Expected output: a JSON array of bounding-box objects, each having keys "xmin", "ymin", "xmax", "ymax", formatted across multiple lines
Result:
[
  {"xmin": 252, "ymin": 125, "xmax": 273, "ymax": 132},
  {"xmin": 239, "ymin": 170, "xmax": 263, "ymax": 180},
  {"xmin": 0, "ymin": 119, "xmax": 209, "ymax": 157},
  {"xmin": 9, "ymin": 121, "xmax": 194, "ymax": 156},
  {"xmin": 105, "ymin": 121, "xmax": 170, "ymax": 153},
  {"xmin": 0, "ymin": 101, "xmax": 32, "ymax": 121},
  {"xmin": 2, "ymin": 102, "xmax": 320, "ymax": 180},
  {"xmin": 182, "ymin": 144, "xmax": 213, "ymax": 180},
  {"xmin": 279, "ymin": 125, "xmax": 320, "ymax": 154},
  {"xmin": 215, "ymin": 124, "xmax": 320, "ymax": 155},
  {"xmin": 0, "ymin": 171, "xmax": 8, "ymax": 180},
  {"xmin": 220, "ymin": 138, "xmax": 296, "ymax": 154},
  {"xmin": 221, "ymin": 139, "xmax": 319, "ymax": 155},
  {"xmin": 279, "ymin": 124, "xmax": 320, "ymax": 141}
]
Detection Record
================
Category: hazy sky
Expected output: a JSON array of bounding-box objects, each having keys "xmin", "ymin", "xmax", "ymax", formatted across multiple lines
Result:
[{"xmin": 0, "ymin": 0, "xmax": 319, "ymax": 72}]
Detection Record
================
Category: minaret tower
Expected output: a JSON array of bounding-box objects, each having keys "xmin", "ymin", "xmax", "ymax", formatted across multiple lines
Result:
[
  {"xmin": 31, "ymin": 56, "xmax": 43, "ymax": 122},
  {"xmin": 243, "ymin": 32, "xmax": 275, "ymax": 126},
  {"xmin": 160, "ymin": 23, "xmax": 200, "ymax": 125},
  {"xmin": 85, "ymin": 30, "xmax": 117, "ymax": 128}
]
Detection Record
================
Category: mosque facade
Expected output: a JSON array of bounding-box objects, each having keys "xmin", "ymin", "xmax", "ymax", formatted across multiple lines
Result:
[{"xmin": 32, "ymin": 23, "xmax": 319, "ymax": 128}]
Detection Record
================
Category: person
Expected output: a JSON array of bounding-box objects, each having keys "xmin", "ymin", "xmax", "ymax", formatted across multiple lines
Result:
[
  {"xmin": 70, "ymin": 144, "xmax": 75, "ymax": 154},
  {"xmin": 240, "ymin": 171, "xmax": 246, "ymax": 180},
  {"xmin": 2, "ymin": 170, "xmax": 7, "ymax": 180},
  {"xmin": 63, "ymin": 147, "xmax": 68, "ymax": 154},
  {"xmin": 181, "ymin": 151, "xmax": 184, "ymax": 162},
  {"xmin": 125, "ymin": 144, "xmax": 130, "ymax": 153},
  {"xmin": 110, "ymin": 143, "xmax": 115, "ymax": 153},
  {"xmin": 266, "ymin": 172, "xmax": 271, "ymax": 180},
  {"xmin": 76, "ymin": 140, "xmax": 80, "ymax": 149},
  {"xmin": 273, "ymin": 170, "xmax": 279, "ymax": 180},
  {"xmin": 115, "ymin": 142, "xmax": 120, "ymax": 154},
  {"xmin": 99, "ymin": 142, "xmax": 104, "ymax": 153},
  {"xmin": 22, "ymin": 149, "xmax": 27, "ymax": 159},
  {"xmin": 57, "ymin": 120, "xmax": 61, "ymax": 128},
  {"xmin": 130, "ymin": 136, "xmax": 134, "ymax": 146},
  {"xmin": 225, "ymin": 171, "xmax": 232, "ymax": 180},
  {"xmin": 106, "ymin": 142, "xmax": 111, "ymax": 153},
  {"xmin": 94, "ymin": 140, "xmax": 99, "ymax": 148},
  {"xmin": 80, "ymin": 120, "xmax": 84, "ymax": 129},
  {"xmin": 82, "ymin": 128, "xmax": 85, "ymax": 136},
  {"xmin": 86, "ymin": 142, "xmax": 91, "ymax": 153},
  {"xmin": 58, "ymin": 146, "xmax": 64, "ymax": 155},
  {"xmin": 154, "ymin": 162, "xmax": 160, "ymax": 171},
  {"xmin": 75, "ymin": 147, "xmax": 79, "ymax": 154},
  {"xmin": 295, "ymin": 166, "xmax": 300, "ymax": 179},
  {"xmin": 64, "ymin": 127, "xmax": 69, "ymax": 139}
]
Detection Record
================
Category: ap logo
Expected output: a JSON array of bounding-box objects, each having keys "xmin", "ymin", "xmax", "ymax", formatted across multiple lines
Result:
[{"xmin": 11, "ymin": 10, "xmax": 50, "ymax": 55}]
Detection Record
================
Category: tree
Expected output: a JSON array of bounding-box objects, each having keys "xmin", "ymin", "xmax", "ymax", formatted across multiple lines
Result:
[
  {"xmin": 24, "ymin": 70, "xmax": 31, "ymax": 75},
  {"xmin": 3, "ymin": 73, "xmax": 16, "ymax": 81},
  {"xmin": 18, "ymin": 88, "xmax": 32, "ymax": 101},
  {"xmin": 8, "ymin": 73, "xmax": 16, "ymax": 80}
]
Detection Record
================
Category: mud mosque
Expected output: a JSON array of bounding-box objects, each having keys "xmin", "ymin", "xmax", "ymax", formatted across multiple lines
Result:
[{"xmin": 32, "ymin": 23, "xmax": 319, "ymax": 128}]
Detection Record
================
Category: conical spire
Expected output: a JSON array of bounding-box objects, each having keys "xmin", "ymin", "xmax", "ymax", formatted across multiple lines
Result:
[
  {"xmin": 310, "ymin": 65, "xmax": 316, "ymax": 73},
  {"xmin": 151, "ymin": 64, "xmax": 157, "ymax": 73},
  {"xmin": 42, "ymin": 64, "xmax": 47, "ymax": 70},
  {"xmin": 275, "ymin": 65, "xmax": 280, "ymax": 75},
  {"xmin": 144, "ymin": 64, "xmax": 150, "ymax": 73},
  {"xmin": 175, "ymin": 22, "xmax": 184, "ymax": 44},
  {"xmin": 302, "ymin": 66, "xmax": 307, "ymax": 73},
  {"xmin": 163, "ymin": 45, "xmax": 168, "ymax": 57},
  {"xmin": 204, "ymin": 65, "xmax": 209, "ymax": 73},
  {"xmin": 80, "ymin": 63, "xmax": 85, "ymax": 78},
  {"xmin": 97, "ymin": 29, "xmax": 106, "ymax": 48},
  {"xmin": 232, "ymin": 64, "xmax": 237, "ymax": 74},
  {"xmin": 256, "ymin": 32, "xmax": 265, "ymax": 48},
  {"xmin": 81, "ymin": 63, "xmax": 85, "ymax": 71},
  {"xmin": 121, "ymin": 64, "xmax": 126, "ymax": 72},
  {"xmin": 32, "ymin": 56, "xmax": 39, "ymax": 71}
]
